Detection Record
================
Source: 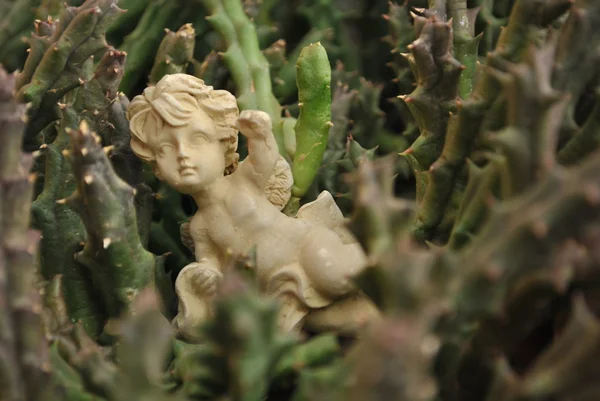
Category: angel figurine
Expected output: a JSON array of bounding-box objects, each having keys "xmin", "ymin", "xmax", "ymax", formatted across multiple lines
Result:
[{"xmin": 128, "ymin": 74, "xmax": 379, "ymax": 341}]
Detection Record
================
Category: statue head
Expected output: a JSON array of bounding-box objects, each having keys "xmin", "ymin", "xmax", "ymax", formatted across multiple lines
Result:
[{"xmin": 128, "ymin": 74, "xmax": 239, "ymax": 194}]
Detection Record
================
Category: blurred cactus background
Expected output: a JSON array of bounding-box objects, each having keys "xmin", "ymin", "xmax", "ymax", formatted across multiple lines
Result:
[{"xmin": 2, "ymin": 0, "xmax": 600, "ymax": 400}]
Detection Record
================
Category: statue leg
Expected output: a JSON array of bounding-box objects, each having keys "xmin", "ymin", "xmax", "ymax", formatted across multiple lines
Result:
[
  {"xmin": 276, "ymin": 292, "xmax": 309, "ymax": 333},
  {"xmin": 299, "ymin": 227, "xmax": 368, "ymax": 298},
  {"xmin": 304, "ymin": 292, "xmax": 381, "ymax": 336}
]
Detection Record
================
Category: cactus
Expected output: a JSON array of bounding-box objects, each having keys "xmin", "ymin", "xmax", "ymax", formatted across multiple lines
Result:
[
  {"xmin": 3, "ymin": 0, "xmax": 600, "ymax": 400},
  {"xmin": 286, "ymin": 42, "xmax": 332, "ymax": 213},
  {"xmin": 0, "ymin": 66, "xmax": 51, "ymax": 401},
  {"xmin": 149, "ymin": 24, "xmax": 196, "ymax": 85},
  {"xmin": 117, "ymin": 0, "xmax": 181, "ymax": 94},
  {"xmin": 15, "ymin": 0, "xmax": 124, "ymax": 149}
]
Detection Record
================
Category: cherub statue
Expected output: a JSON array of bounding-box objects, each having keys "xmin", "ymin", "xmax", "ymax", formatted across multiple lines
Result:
[{"xmin": 128, "ymin": 74, "xmax": 379, "ymax": 341}]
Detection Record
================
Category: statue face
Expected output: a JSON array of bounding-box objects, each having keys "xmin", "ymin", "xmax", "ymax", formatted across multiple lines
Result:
[{"xmin": 152, "ymin": 107, "xmax": 227, "ymax": 194}]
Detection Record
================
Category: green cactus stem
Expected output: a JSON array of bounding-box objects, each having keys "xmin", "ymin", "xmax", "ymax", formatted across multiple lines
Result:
[
  {"xmin": 558, "ymin": 88, "xmax": 600, "ymax": 165},
  {"xmin": 170, "ymin": 268, "xmax": 298, "ymax": 401},
  {"xmin": 118, "ymin": 0, "xmax": 181, "ymax": 95},
  {"xmin": 273, "ymin": 334, "xmax": 340, "ymax": 386},
  {"xmin": 0, "ymin": 67, "xmax": 51, "ymax": 401},
  {"xmin": 149, "ymin": 24, "xmax": 196, "ymax": 85},
  {"xmin": 35, "ymin": 0, "xmax": 66, "ymax": 20},
  {"xmin": 111, "ymin": 289, "xmax": 180, "ymax": 401},
  {"xmin": 65, "ymin": 120, "xmax": 166, "ymax": 326},
  {"xmin": 16, "ymin": 0, "xmax": 124, "ymax": 148},
  {"xmin": 551, "ymin": 0, "xmax": 600, "ymax": 145},
  {"xmin": 191, "ymin": 50, "xmax": 227, "ymax": 85},
  {"xmin": 198, "ymin": 0, "xmax": 286, "ymax": 157},
  {"xmin": 263, "ymin": 38, "xmax": 286, "ymax": 82},
  {"xmin": 273, "ymin": 28, "xmax": 334, "ymax": 102},
  {"xmin": 105, "ymin": 0, "xmax": 150, "ymax": 45},
  {"xmin": 31, "ymin": 106, "xmax": 104, "ymax": 336},
  {"xmin": 291, "ymin": 360, "xmax": 349, "ymax": 401},
  {"xmin": 448, "ymin": 0, "xmax": 482, "ymax": 98},
  {"xmin": 307, "ymin": 65, "xmax": 356, "ymax": 201},
  {"xmin": 486, "ymin": 296, "xmax": 600, "ymax": 401},
  {"xmin": 242, "ymin": 0, "xmax": 279, "ymax": 48},
  {"xmin": 346, "ymin": 157, "xmax": 415, "ymax": 263},
  {"xmin": 296, "ymin": 0, "xmax": 361, "ymax": 74},
  {"xmin": 288, "ymin": 42, "xmax": 332, "ymax": 213},
  {"xmin": 399, "ymin": 14, "xmax": 462, "ymax": 205},
  {"xmin": 443, "ymin": 149, "xmax": 600, "ymax": 388},
  {"xmin": 14, "ymin": 17, "xmax": 57, "ymax": 92},
  {"xmin": 31, "ymin": 46, "xmax": 132, "ymax": 336},
  {"xmin": 409, "ymin": 0, "xmax": 562, "ymax": 242},
  {"xmin": 0, "ymin": 0, "xmax": 39, "ymax": 63}
]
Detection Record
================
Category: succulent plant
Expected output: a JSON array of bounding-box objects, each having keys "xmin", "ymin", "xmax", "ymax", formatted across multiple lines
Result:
[{"xmin": 2, "ymin": 0, "xmax": 600, "ymax": 400}]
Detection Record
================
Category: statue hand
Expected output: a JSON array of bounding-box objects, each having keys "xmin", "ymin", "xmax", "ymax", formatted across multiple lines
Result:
[
  {"xmin": 236, "ymin": 110, "xmax": 272, "ymax": 139},
  {"xmin": 185, "ymin": 262, "xmax": 223, "ymax": 296}
]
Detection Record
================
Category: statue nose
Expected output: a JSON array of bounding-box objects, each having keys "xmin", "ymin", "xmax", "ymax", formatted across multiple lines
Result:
[{"xmin": 177, "ymin": 144, "xmax": 190, "ymax": 159}]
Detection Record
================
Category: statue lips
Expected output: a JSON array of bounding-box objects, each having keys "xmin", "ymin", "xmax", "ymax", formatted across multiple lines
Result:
[{"xmin": 179, "ymin": 165, "xmax": 196, "ymax": 176}]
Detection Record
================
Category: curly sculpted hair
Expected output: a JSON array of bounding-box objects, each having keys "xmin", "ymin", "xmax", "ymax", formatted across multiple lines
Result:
[{"xmin": 127, "ymin": 74, "xmax": 240, "ymax": 175}]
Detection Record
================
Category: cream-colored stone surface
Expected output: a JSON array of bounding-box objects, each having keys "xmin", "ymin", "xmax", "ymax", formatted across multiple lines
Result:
[{"xmin": 128, "ymin": 74, "xmax": 379, "ymax": 340}]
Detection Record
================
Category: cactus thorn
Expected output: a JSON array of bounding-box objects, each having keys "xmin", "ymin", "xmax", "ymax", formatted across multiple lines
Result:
[
  {"xmin": 531, "ymin": 221, "xmax": 549, "ymax": 239},
  {"xmin": 485, "ymin": 264, "xmax": 502, "ymax": 282},
  {"xmin": 79, "ymin": 120, "xmax": 90, "ymax": 134},
  {"xmin": 39, "ymin": 143, "xmax": 48, "ymax": 150},
  {"xmin": 83, "ymin": 174, "xmax": 94, "ymax": 184},
  {"xmin": 58, "ymin": 102, "xmax": 66, "ymax": 109},
  {"xmin": 103, "ymin": 238, "xmax": 112, "ymax": 249},
  {"xmin": 56, "ymin": 198, "xmax": 67, "ymax": 205},
  {"xmin": 584, "ymin": 184, "xmax": 600, "ymax": 205},
  {"xmin": 78, "ymin": 78, "xmax": 85, "ymax": 86}
]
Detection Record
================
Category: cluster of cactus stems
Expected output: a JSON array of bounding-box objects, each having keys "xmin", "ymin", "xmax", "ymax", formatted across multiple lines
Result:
[{"xmin": 2, "ymin": 0, "xmax": 600, "ymax": 399}]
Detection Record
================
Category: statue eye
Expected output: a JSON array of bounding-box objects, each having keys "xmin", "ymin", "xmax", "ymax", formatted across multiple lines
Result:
[
  {"xmin": 191, "ymin": 133, "xmax": 207, "ymax": 144},
  {"xmin": 158, "ymin": 143, "xmax": 174, "ymax": 156}
]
